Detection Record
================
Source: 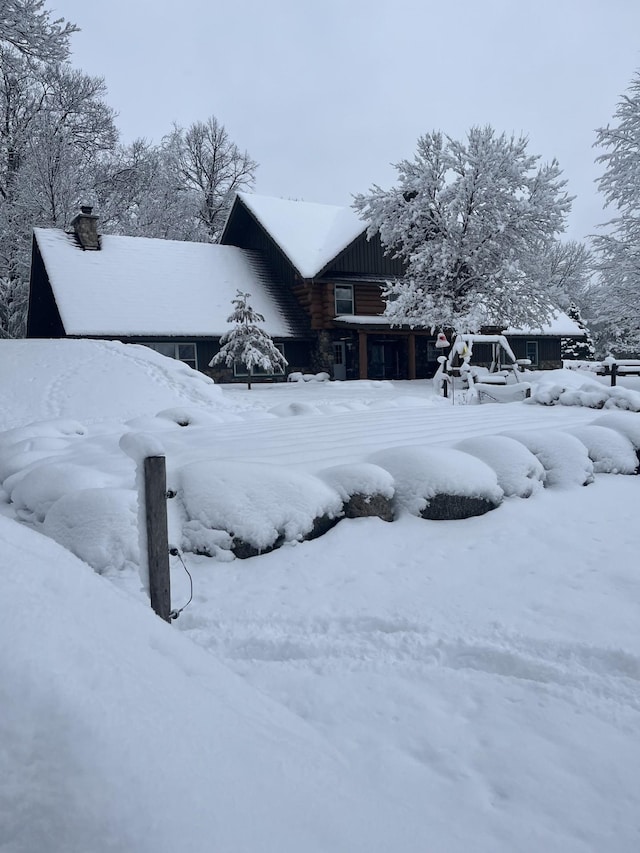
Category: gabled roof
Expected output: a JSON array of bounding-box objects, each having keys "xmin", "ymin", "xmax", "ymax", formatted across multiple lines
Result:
[
  {"xmin": 33, "ymin": 228, "xmax": 297, "ymax": 338},
  {"xmin": 227, "ymin": 192, "xmax": 366, "ymax": 279}
]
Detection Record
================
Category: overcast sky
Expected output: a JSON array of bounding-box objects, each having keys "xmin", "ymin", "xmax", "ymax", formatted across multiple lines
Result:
[{"xmin": 52, "ymin": 0, "xmax": 640, "ymax": 241}]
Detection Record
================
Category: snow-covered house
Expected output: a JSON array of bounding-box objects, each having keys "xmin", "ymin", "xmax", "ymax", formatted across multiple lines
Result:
[
  {"xmin": 27, "ymin": 207, "xmax": 309, "ymax": 380},
  {"xmin": 27, "ymin": 197, "xmax": 587, "ymax": 381},
  {"xmin": 220, "ymin": 193, "xmax": 587, "ymax": 377}
]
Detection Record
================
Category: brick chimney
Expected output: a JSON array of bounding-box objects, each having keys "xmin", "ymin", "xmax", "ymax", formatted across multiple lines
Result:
[{"xmin": 71, "ymin": 204, "xmax": 100, "ymax": 250}]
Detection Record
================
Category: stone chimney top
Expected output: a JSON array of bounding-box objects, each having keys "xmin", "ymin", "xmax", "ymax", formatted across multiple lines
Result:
[{"xmin": 71, "ymin": 205, "xmax": 100, "ymax": 250}]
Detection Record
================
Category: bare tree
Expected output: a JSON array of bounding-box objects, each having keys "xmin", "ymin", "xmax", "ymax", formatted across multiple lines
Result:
[
  {"xmin": 0, "ymin": 49, "xmax": 117, "ymax": 336},
  {"xmin": 166, "ymin": 116, "xmax": 257, "ymax": 241},
  {"xmin": 0, "ymin": 0, "xmax": 77, "ymax": 61}
]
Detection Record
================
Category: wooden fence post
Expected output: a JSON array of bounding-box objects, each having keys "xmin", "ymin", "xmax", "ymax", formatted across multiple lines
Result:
[
  {"xmin": 611, "ymin": 362, "xmax": 618, "ymax": 387},
  {"xmin": 144, "ymin": 455, "xmax": 171, "ymax": 622}
]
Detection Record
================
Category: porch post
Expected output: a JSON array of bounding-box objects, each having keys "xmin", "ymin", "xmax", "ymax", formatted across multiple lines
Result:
[
  {"xmin": 358, "ymin": 331, "xmax": 368, "ymax": 379},
  {"xmin": 408, "ymin": 333, "xmax": 416, "ymax": 380}
]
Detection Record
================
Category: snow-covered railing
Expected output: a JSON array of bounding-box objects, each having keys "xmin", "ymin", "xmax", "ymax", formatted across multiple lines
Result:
[{"xmin": 565, "ymin": 358, "xmax": 640, "ymax": 386}]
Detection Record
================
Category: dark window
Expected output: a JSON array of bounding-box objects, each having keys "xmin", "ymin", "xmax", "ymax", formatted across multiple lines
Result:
[
  {"xmin": 525, "ymin": 340, "xmax": 539, "ymax": 366},
  {"xmin": 146, "ymin": 342, "xmax": 197, "ymax": 369},
  {"xmin": 335, "ymin": 284, "xmax": 354, "ymax": 315}
]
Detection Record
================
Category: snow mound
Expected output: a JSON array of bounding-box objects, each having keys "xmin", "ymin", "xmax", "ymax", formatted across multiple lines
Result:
[
  {"xmin": 176, "ymin": 461, "xmax": 343, "ymax": 553},
  {"xmin": 288, "ymin": 371, "xmax": 331, "ymax": 382},
  {"xmin": 502, "ymin": 430, "xmax": 594, "ymax": 488},
  {"xmin": 0, "ymin": 417, "xmax": 87, "ymax": 449},
  {"xmin": 592, "ymin": 411, "xmax": 640, "ymax": 450},
  {"xmin": 567, "ymin": 425, "xmax": 638, "ymax": 474},
  {"xmin": 455, "ymin": 435, "xmax": 545, "ymax": 498},
  {"xmin": 0, "ymin": 340, "xmax": 234, "ymax": 430},
  {"xmin": 369, "ymin": 446, "xmax": 503, "ymax": 516},
  {"xmin": 317, "ymin": 462, "xmax": 395, "ymax": 501},
  {"xmin": 43, "ymin": 488, "xmax": 139, "ymax": 574},
  {"xmin": 9, "ymin": 462, "xmax": 121, "ymax": 523},
  {"xmin": 528, "ymin": 372, "xmax": 640, "ymax": 411}
]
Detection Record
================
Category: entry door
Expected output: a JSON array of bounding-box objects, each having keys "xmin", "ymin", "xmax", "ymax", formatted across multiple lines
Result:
[{"xmin": 333, "ymin": 342, "xmax": 347, "ymax": 380}]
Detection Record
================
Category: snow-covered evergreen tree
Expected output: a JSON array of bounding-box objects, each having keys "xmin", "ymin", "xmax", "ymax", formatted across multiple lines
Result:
[
  {"xmin": 593, "ymin": 70, "xmax": 640, "ymax": 355},
  {"xmin": 353, "ymin": 126, "xmax": 573, "ymax": 333},
  {"xmin": 561, "ymin": 302, "xmax": 596, "ymax": 361},
  {"xmin": 210, "ymin": 291, "xmax": 288, "ymax": 389}
]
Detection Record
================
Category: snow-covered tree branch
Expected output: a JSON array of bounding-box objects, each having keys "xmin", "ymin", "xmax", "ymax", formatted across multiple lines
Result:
[
  {"xmin": 592, "ymin": 70, "xmax": 640, "ymax": 355},
  {"xmin": 0, "ymin": 0, "xmax": 77, "ymax": 61},
  {"xmin": 353, "ymin": 126, "xmax": 574, "ymax": 333}
]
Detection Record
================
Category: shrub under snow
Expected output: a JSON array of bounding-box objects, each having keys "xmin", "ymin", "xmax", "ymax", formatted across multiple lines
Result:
[
  {"xmin": 592, "ymin": 412, "xmax": 640, "ymax": 450},
  {"xmin": 567, "ymin": 425, "xmax": 638, "ymax": 474},
  {"xmin": 528, "ymin": 373, "xmax": 640, "ymax": 411},
  {"xmin": 455, "ymin": 435, "xmax": 546, "ymax": 498},
  {"xmin": 369, "ymin": 446, "xmax": 503, "ymax": 517},
  {"xmin": 317, "ymin": 463, "xmax": 395, "ymax": 501},
  {"xmin": 9, "ymin": 462, "xmax": 121, "ymax": 523},
  {"xmin": 502, "ymin": 430, "xmax": 594, "ymax": 488},
  {"xmin": 175, "ymin": 460, "xmax": 343, "ymax": 554}
]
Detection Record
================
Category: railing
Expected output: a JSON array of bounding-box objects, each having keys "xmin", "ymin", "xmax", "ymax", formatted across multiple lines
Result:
[{"xmin": 564, "ymin": 359, "xmax": 640, "ymax": 386}]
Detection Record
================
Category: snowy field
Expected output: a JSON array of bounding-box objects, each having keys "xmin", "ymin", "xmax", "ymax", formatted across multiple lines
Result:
[{"xmin": 2, "ymin": 339, "xmax": 640, "ymax": 853}]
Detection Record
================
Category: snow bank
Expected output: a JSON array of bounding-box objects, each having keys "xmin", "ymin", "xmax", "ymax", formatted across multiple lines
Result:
[
  {"xmin": 43, "ymin": 488, "xmax": 139, "ymax": 575},
  {"xmin": 568, "ymin": 425, "xmax": 638, "ymax": 474},
  {"xmin": 369, "ymin": 446, "xmax": 503, "ymax": 516},
  {"xmin": 176, "ymin": 460, "xmax": 343, "ymax": 553},
  {"xmin": 503, "ymin": 430, "xmax": 594, "ymax": 488},
  {"xmin": 0, "ymin": 514, "xmax": 395, "ymax": 853},
  {"xmin": 455, "ymin": 435, "xmax": 545, "ymax": 498}
]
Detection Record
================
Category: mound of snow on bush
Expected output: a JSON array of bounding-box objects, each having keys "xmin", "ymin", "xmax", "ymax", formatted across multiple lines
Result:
[
  {"xmin": 455, "ymin": 435, "xmax": 545, "ymax": 498},
  {"xmin": 43, "ymin": 488, "xmax": 139, "ymax": 574},
  {"xmin": 528, "ymin": 370, "xmax": 640, "ymax": 411},
  {"xmin": 176, "ymin": 461, "xmax": 343, "ymax": 552},
  {"xmin": 567, "ymin": 425, "xmax": 638, "ymax": 474},
  {"xmin": 369, "ymin": 446, "xmax": 502, "ymax": 516},
  {"xmin": 503, "ymin": 430, "xmax": 594, "ymax": 488},
  {"xmin": 592, "ymin": 411, "xmax": 640, "ymax": 450},
  {"xmin": 10, "ymin": 462, "xmax": 122, "ymax": 522},
  {"xmin": 317, "ymin": 462, "xmax": 395, "ymax": 501}
]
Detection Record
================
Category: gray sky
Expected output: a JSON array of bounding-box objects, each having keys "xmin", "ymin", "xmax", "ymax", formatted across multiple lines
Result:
[{"xmin": 53, "ymin": 0, "xmax": 640, "ymax": 240}]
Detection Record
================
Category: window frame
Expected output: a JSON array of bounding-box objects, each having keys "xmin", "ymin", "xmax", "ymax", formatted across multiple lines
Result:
[
  {"xmin": 145, "ymin": 341, "xmax": 197, "ymax": 370},
  {"xmin": 525, "ymin": 340, "xmax": 539, "ymax": 366},
  {"xmin": 334, "ymin": 283, "xmax": 354, "ymax": 316}
]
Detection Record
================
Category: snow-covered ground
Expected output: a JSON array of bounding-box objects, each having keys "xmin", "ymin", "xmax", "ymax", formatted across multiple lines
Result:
[{"xmin": 2, "ymin": 339, "xmax": 640, "ymax": 853}]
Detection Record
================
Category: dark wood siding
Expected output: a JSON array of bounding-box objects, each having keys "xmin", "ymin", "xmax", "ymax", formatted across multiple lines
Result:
[
  {"xmin": 26, "ymin": 239, "xmax": 66, "ymax": 337},
  {"xmin": 325, "ymin": 232, "xmax": 405, "ymax": 277},
  {"xmin": 354, "ymin": 283, "xmax": 385, "ymax": 316}
]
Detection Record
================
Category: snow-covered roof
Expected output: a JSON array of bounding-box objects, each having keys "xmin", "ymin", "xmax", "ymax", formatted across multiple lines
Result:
[
  {"xmin": 34, "ymin": 228, "xmax": 296, "ymax": 338},
  {"xmin": 236, "ymin": 192, "xmax": 365, "ymax": 279},
  {"xmin": 503, "ymin": 311, "xmax": 586, "ymax": 337}
]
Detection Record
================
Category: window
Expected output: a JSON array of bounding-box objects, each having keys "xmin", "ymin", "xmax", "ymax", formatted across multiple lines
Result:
[
  {"xmin": 525, "ymin": 340, "xmax": 539, "ymax": 366},
  {"xmin": 233, "ymin": 343, "xmax": 286, "ymax": 377},
  {"xmin": 146, "ymin": 342, "xmax": 197, "ymax": 370},
  {"xmin": 335, "ymin": 284, "xmax": 354, "ymax": 315}
]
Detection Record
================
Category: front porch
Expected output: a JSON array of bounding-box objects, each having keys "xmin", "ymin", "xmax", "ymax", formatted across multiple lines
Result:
[{"xmin": 329, "ymin": 325, "xmax": 441, "ymax": 381}]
